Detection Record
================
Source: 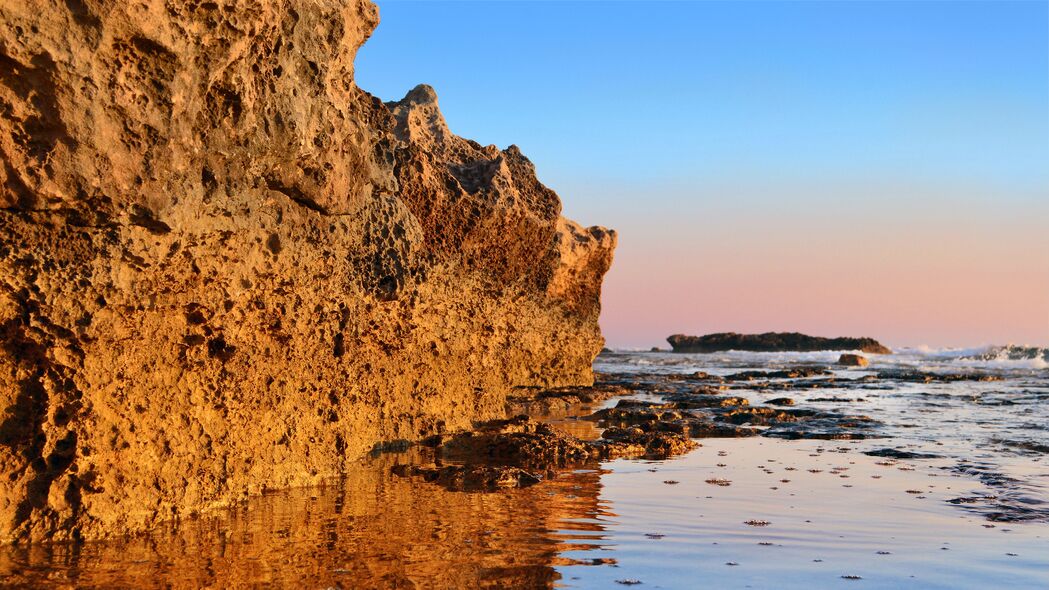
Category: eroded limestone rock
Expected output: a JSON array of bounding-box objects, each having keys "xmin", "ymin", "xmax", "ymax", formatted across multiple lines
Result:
[{"xmin": 0, "ymin": 1, "xmax": 615, "ymax": 542}]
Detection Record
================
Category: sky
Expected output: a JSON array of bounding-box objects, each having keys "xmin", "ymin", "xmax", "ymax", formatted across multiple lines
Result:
[{"xmin": 356, "ymin": 0, "xmax": 1049, "ymax": 349}]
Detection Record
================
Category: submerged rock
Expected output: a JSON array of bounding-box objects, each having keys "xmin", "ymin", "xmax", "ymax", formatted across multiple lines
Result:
[
  {"xmin": 667, "ymin": 332, "xmax": 892, "ymax": 354},
  {"xmin": 722, "ymin": 367, "xmax": 833, "ymax": 381},
  {"xmin": 392, "ymin": 464, "xmax": 542, "ymax": 491},
  {"xmin": 864, "ymin": 448, "xmax": 940, "ymax": 459},
  {"xmin": 0, "ymin": 1, "xmax": 615, "ymax": 542}
]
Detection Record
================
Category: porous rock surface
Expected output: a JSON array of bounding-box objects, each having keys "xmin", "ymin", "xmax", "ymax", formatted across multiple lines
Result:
[{"xmin": 0, "ymin": 0, "xmax": 615, "ymax": 542}]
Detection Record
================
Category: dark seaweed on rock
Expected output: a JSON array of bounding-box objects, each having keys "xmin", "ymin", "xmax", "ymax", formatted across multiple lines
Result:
[
  {"xmin": 721, "ymin": 367, "xmax": 833, "ymax": 381},
  {"xmin": 875, "ymin": 370, "xmax": 1004, "ymax": 383},
  {"xmin": 762, "ymin": 415, "xmax": 882, "ymax": 440}
]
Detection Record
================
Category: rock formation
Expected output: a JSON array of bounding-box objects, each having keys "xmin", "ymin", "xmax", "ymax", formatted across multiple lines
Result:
[
  {"xmin": 838, "ymin": 353, "xmax": 869, "ymax": 367},
  {"xmin": 0, "ymin": 0, "xmax": 615, "ymax": 542},
  {"xmin": 667, "ymin": 332, "xmax": 891, "ymax": 354}
]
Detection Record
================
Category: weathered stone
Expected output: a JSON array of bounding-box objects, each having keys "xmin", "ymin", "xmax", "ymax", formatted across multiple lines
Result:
[
  {"xmin": 838, "ymin": 354, "xmax": 869, "ymax": 367},
  {"xmin": 0, "ymin": 1, "xmax": 614, "ymax": 542}
]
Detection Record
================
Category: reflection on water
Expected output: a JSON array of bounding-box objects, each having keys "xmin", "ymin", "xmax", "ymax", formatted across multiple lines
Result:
[
  {"xmin": 0, "ymin": 449, "xmax": 613, "ymax": 589},
  {"xmin": 3, "ymin": 438, "xmax": 1048, "ymax": 589}
]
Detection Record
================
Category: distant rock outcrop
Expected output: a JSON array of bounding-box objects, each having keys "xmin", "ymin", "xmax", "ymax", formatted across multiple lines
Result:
[
  {"xmin": 667, "ymin": 333, "xmax": 891, "ymax": 354},
  {"xmin": 0, "ymin": 0, "xmax": 614, "ymax": 542}
]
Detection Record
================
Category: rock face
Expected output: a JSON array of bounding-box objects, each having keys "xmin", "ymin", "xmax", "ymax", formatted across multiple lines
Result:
[
  {"xmin": 667, "ymin": 332, "xmax": 891, "ymax": 354},
  {"xmin": 0, "ymin": 0, "xmax": 615, "ymax": 542},
  {"xmin": 838, "ymin": 353, "xmax": 869, "ymax": 367}
]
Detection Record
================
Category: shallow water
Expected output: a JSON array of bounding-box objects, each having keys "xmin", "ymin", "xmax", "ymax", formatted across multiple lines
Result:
[
  {"xmin": 597, "ymin": 347, "xmax": 1049, "ymax": 524},
  {"xmin": 2, "ymin": 348, "xmax": 1048, "ymax": 588}
]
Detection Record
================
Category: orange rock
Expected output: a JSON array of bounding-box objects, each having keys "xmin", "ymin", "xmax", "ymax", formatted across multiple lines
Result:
[
  {"xmin": 0, "ymin": 1, "xmax": 614, "ymax": 542},
  {"xmin": 838, "ymin": 354, "xmax": 870, "ymax": 367}
]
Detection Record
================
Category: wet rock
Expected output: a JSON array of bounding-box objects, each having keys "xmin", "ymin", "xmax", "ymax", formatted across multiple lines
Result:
[
  {"xmin": 667, "ymin": 332, "xmax": 892, "ymax": 354},
  {"xmin": 838, "ymin": 354, "xmax": 869, "ymax": 367},
  {"xmin": 405, "ymin": 416, "xmax": 699, "ymax": 492},
  {"xmin": 667, "ymin": 396, "xmax": 750, "ymax": 409},
  {"xmin": 864, "ymin": 448, "xmax": 940, "ymax": 459},
  {"xmin": 947, "ymin": 496, "xmax": 996, "ymax": 505},
  {"xmin": 594, "ymin": 429, "xmax": 698, "ymax": 459},
  {"xmin": 686, "ymin": 421, "xmax": 760, "ymax": 438},
  {"xmin": 762, "ymin": 415, "xmax": 882, "ymax": 440},
  {"xmin": 876, "ymin": 370, "xmax": 1003, "ymax": 383},
  {"xmin": 392, "ymin": 464, "xmax": 542, "ymax": 491},
  {"xmin": 722, "ymin": 367, "xmax": 832, "ymax": 381},
  {"xmin": 438, "ymin": 417, "xmax": 594, "ymax": 467},
  {"xmin": 719, "ymin": 407, "xmax": 808, "ymax": 426},
  {"xmin": 507, "ymin": 383, "xmax": 630, "ymax": 416},
  {"xmin": 766, "ymin": 398, "xmax": 795, "ymax": 406},
  {"xmin": 666, "ymin": 372, "xmax": 721, "ymax": 382},
  {"xmin": 589, "ymin": 407, "xmax": 662, "ymax": 426}
]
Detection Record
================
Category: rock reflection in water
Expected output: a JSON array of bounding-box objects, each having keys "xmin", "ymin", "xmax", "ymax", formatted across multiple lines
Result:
[{"xmin": 0, "ymin": 450, "xmax": 612, "ymax": 589}]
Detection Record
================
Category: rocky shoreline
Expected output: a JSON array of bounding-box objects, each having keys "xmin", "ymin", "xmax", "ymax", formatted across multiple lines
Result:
[{"xmin": 382, "ymin": 360, "xmax": 1024, "ymax": 520}]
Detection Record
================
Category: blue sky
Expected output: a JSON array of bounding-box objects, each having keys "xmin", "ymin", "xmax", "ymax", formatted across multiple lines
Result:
[{"xmin": 357, "ymin": 1, "xmax": 1049, "ymax": 347}]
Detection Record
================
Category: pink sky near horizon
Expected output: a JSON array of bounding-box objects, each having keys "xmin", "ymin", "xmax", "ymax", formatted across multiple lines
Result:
[{"xmin": 565, "ymin": 180, "xmax": 1049, "ymax": 350}]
